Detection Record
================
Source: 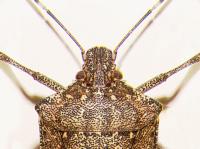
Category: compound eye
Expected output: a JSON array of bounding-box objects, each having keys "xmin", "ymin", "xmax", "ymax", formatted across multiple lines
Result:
[
  {"xmin": 76, "ymin": 71, "xmax": 86, "ymax": 81},
  {"xmin": 113, "ymin": 70, "xmax": 123, "ymax": 80}
]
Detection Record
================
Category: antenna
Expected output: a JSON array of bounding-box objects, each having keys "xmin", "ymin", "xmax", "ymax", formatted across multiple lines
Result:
[
  {"xmin": 34, "ymin": 0, "xmax": 85, "ymax": 60},
  {"xmin": 26, "ymin": 0, "xmax": 81, "ymax": 66},
  {"xmin": 113, "ymin": 0, "xmax": 165, "ymax": 60}
]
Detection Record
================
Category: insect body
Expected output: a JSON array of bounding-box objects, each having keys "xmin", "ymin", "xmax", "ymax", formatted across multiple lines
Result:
[
  {"xmin": 1, "ymin": 47, "xmax": 199, "ymax": 148},
  {"xmin": 0, "ymin": 0, "xmax": 200, "ymax": 148},
  {"xmin": 35, "ymin": 47, "xmax": 162, "ymax": 148}
]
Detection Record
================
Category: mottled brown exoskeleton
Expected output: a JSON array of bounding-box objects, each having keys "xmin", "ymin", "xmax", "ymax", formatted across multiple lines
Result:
[{"xmin": 0, "ymin": 0, "xmax": 200, "ymax": 148}]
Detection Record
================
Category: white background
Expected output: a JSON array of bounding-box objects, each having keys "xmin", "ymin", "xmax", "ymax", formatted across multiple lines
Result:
[{"xmin": 0, "ymin": 0, "xmax": 200, "ymax": 149}]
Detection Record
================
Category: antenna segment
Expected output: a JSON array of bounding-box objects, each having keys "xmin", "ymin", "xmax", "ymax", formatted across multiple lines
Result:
[
  {"xmin": 34, "ymin": 0, "xmax": 85, "ymax": 60},
  {"xmin": 113, "ymin": 0, "xmax": 165, "ymax": 60}
]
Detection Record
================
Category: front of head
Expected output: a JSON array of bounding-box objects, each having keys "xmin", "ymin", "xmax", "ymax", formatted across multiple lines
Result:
[{"xmin": 76, "ymin": 47, "xmax": 122, "ymax": 87}]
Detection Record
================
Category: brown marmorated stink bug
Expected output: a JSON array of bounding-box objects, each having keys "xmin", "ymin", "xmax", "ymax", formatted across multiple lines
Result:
[{"xmin": 0, "ymin": 0, "xmax": 200, "ymax": 148}]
